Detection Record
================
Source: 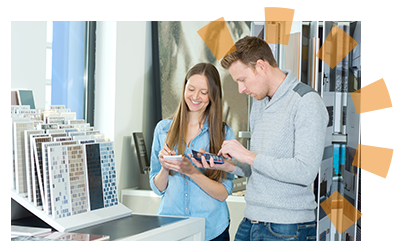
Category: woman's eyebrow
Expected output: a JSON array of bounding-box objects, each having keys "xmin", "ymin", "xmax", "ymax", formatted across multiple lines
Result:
[{"xmin": 187, "ymin": 84, "xmax": 208, "ymax": 91}]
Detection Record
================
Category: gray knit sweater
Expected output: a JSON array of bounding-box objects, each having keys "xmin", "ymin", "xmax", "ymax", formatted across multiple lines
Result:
[{"xmin": 233, "ymin": 70, "xmax": 329, "ymax": 224}]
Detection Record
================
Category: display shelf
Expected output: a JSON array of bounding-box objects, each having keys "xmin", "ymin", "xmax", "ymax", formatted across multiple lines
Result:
[{"xmin": 11, "ymin": 189, "xmax": 132, "ymax": 232}]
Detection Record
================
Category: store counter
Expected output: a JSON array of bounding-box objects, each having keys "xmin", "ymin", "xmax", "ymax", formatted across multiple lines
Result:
[
  {"xmin": 121, "ymin": 188, "xmax": 245, "ymax": 240},
  {"xmin": 73, "ymin": 213, "xmax": 205, "ymax": 241},
  {"xmin": 12, "ymin": 211, "xmax": 205, "ymax": 241}
]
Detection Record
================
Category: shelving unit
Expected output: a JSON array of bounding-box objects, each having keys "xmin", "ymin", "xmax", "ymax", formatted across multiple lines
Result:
[{"xmin": 12, "ymin": 189, "xmax": 132, "ymax": 232}]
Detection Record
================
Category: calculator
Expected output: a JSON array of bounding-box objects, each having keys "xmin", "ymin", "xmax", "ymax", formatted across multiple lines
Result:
[{"xmin": 191, "ymin": 150, "xmax": 224, "ymax": 164}]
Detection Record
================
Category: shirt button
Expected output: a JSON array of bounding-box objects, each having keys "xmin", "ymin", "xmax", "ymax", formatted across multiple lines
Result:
[
  {"xmin": 191, "ymin": 144, "xmax": 193, "ymax": 147},
  {"xmin": 185, "ymin": 194, "xmax": 188, "ymax": 197},
  {"xmin": 185, "ymin": 182, "xmax": 188, "ymax": 185},
  {"xmin": 186, "ymin": 207, "xmax": 188, "ymax": 209}
]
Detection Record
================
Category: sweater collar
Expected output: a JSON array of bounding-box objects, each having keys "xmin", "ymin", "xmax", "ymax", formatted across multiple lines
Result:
[{"xmin": 263, "ymin": 70, "xmax": 297, "ymax": 108}]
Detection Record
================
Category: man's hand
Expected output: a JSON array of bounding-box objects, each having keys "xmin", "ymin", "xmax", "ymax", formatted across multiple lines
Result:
[
  {"xmin": 189, "ymin": 148, "xmax": 236, "ymax": 173},
  {"xmin": 218, "ymin": 140, "xmax": 257, "ymax": 166}
]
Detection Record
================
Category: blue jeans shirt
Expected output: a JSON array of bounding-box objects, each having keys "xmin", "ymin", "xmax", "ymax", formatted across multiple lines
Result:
[{"xmin": 149, "ymin": 118, "xmax": 235, "ymax": 240}]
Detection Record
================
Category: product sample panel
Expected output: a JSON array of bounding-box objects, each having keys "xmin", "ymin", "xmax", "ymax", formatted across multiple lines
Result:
[
  {"xmin": 67, "ymin": 145, "xmax": 88, "ymax": 215},
  {"xmin": 48, "ymin": 146, "xmax": 72, "ymax": 219},
  {"xmin": 99, "ymin": 142, "xmax": 118, "ymax": 207},
  {"xmin": 85, "ymin": 143, "xmax": 104, "ymax": 210}
]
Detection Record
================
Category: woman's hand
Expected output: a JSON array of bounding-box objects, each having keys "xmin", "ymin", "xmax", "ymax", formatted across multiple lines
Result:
[
  {"xmin": 158, "ymin": 143, "xmax": 176, "ymax": 171},
  {"xmin": 161, "ymin": 156, "xmax": 197, "ymax": 176},
  {"xmin": 154, "ymin": 143, "xmax": 176, "ymax": 192},
  {"xmin": 189, "ymin": 148, "xmax": 236, "ymax": 173}
]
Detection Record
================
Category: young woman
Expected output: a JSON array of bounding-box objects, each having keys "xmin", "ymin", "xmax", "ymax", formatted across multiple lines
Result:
[{"xmin": 149, "ymin": 63, "xmax": 235, "ymax": 241}]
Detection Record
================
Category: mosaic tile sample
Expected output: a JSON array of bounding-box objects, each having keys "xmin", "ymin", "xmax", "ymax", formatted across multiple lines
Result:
[
  {"xmin": 68, "ymin": 119, "xmax": 85, "ymax": 124},
  {"xmin": 11, "ymin": 119, "xmax": 27, "ymax": 191},
  {"xmin": 99, "ymin": 142, "xmax": 118, "ymax": 207},
  {"xmin": 32, "ymin": 136, "xmax": 52, "ymax": 206},
  {"xmin": 54, "ymin": 136, "xmax": 72, "ymax": 142},
  {"xmin": 78, "ymin": 139, "xmax": 96, "ymax": 144},
  {"xmin": 61, "ymin": 141, "xmax": 77, "ymax": 145},
  {"xmin": 85, "ymin": 143, "xmax": 104, "ymax": 210},
  {"xmin": 24, "ymin": 130, "xmax": 45, "ymax": 202},
  {"xmin": 48, "ymin": 145, "xmax": 72, "ymax": 219},
  {"xmin": 40, "ymin": 123, "xmax": 58, "ymax": 130},
  {"xmin": 67, "ymin": 145, "xmax": 88, "ymax": 215},
  {"xmin": 41, "ymin": 141, "xmax": 62, "ymax": 215},
  {"xmin": 46, "ymin": 116, "xmax": 65, "ymax": 125},
  {"xmin": 50, "ymin": 133, "xmax": 68, "ymax": 139},
  {"xmin": 13, "ymin": 121, "xmax": 34, "ymax": 194}
]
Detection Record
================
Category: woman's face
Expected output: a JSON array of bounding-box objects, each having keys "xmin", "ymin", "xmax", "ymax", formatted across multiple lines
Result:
[{"xmin": 184, "ymin": 74, "xmax": 210, "ymax": 114}]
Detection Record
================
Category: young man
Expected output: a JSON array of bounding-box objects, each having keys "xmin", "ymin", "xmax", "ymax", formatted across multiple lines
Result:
[{"xmin": 193, "ymin": 36, "xmax": 329, "ymax": 241}]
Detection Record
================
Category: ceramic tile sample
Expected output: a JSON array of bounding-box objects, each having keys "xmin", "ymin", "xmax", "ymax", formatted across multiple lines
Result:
[
  {"xmin": 48, "ymin": 145, "xmax": 72, "ymax": 219},
  {"xmin": 41, "ymin": 141, "xmax": 62, "ymax": 215},
  {"xmin": 54, "ymin": 136, "xmax": 72, "ymax": 142},
  {"xmin": 12, "ymin": 118, "xmax": 30, "ymax": 191},
  {"xmin": 32, "ymin": 136, "xmax": 52, "ymax": 206},
  {"xmin": 85, "ymin": 143, "xmax": 104, "ymax": 210},
  {"xmin": 99, "ymin": 142, "xmax": 118, "ymax": 207},
  {"xmin": 24, "ymin": 130, "xmax": 45, "ymax": 202},
  {"xmin": 46, "ymin": 116, "xmax": 65, "ymax": 125},
  {"xmin": 67, "ymin": 145, "xmax": 88, "ymax": 215},
  {"xmin": 18, "ymin": 89, "xmax": 36, "ymax": 109},
  {"xmin": 13, "ymin": 121, "xmax": 34, "ymax": 194}
]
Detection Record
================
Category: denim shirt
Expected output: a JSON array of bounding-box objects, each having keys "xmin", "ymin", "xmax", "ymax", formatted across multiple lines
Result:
[{"xmin": 149, "ymin": 117, "xmax": 235, "ymax": 241}]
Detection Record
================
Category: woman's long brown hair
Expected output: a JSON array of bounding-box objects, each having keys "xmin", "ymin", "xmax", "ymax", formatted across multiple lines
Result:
[{"xmin": 165, "ymin": 63, "xmax": 226, "ymax": 182}]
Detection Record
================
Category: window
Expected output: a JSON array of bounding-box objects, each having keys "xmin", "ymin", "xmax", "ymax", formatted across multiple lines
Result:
[
  {"xmin": 45, "ymin": 21, "xmax": 53, "ymax": 108},
  {"xmin": 51, "ymin": 21, "xmax": 85, "ymax": 119},
  {"xmin": 45, "ymin": 21, "xmax": 95, "ymax": 124}
]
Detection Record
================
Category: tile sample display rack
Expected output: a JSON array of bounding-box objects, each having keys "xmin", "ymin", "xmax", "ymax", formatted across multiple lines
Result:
[
  {"xmin": 12, "ymin": 187, "xmax": 132, "ymax": 232},
  {"xmin": 11, "ymin": 105, "xmax": 132, "ymax": 232}
]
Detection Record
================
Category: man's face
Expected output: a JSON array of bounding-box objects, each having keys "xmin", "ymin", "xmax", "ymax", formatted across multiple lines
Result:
[{"xmin": 228, "ymin": 60, "xmax": 268, "ymax": 100}]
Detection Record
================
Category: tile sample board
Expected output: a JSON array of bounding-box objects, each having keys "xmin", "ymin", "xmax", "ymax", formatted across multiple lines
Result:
[
  {"xmin": 13, "ymin": 121, "xmax": 34, "ymax": 194},
  {"xmin": 99, "ymin": 142, "xmax": 118, "ymax": 207},
  {"xmin": 67, "ymin": 145, "xmax": 89, "ymax": 215},
  {"xmin": 48, "ymin": 146, "xmax": 72, "ymax": 219},
  {"xmin": 85, "ymin": 143, "xmax": 104, "ymax": 210},
  {"xmin": 31, "ymin": 136, "xmax": 52, "ymax": 206},
  {"xmin": 24, "ymin": 130, "xmax": 44, "ymax": 202},
  {"xmin": 41, "ymin": 141, "xmax": 62, "ymax": 215}
]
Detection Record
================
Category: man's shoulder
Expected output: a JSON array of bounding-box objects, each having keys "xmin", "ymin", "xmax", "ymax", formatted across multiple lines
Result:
[{"xmin": 292, "ymin": 82, "xmax": 317, "ymax": 98}]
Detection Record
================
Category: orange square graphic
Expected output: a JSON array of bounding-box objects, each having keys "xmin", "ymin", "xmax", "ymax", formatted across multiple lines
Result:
[
  {"xmin": 264, "ymin": 7, "xmax": 295, "ymax": 21},
  {"xmin": 317, "ymin": 25, "xmax": 358, "ymax": 69},
  {"xmin": 320, "ymin": 191, "xmax": 362, "ymax": 234},
  {"xmin": 265, "ymin": 21, "xmax": 292, "ymax": 45},
  {"xmin": 197, "ymin": 17, "xmax": 236, "ymax": 60},
  {"xmin": 264, "ymin": 7, "xmax": 294, "ymax": 45}
]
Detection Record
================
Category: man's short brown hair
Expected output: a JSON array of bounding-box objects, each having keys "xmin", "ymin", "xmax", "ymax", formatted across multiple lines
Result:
[{"xmin": 221, "ymin": 36, "xmax": 278, "ymax": 70}]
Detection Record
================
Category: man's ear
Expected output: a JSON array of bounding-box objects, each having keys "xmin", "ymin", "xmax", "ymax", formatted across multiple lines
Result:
[{"xmin": 255, "ymin": 59, "xmax": 267, "ymax": 72}]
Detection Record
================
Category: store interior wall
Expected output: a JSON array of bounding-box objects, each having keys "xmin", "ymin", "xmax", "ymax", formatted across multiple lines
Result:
[
  {"xmin": 94, "ymin": 21, "xmax": 155, "ymax": 198},
  {"xmin": 11, "ymin": 21, "xmax": 47, "ymax": 109}
]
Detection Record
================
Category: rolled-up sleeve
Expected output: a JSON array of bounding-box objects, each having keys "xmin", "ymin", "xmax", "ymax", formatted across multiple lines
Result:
[
  {"xmin": 222, "ymin": 124, "xmax": 236, "ymax": 194},
  {"xmin": 149, "ymin": 122, "xmax": 166, "ymax": 196}
]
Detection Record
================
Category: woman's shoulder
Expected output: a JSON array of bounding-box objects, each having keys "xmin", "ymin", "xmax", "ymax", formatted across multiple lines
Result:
[
  {"xmin": 223, "ymin": 122, "xmax": 233, "ymax": 132},
  {"xmin": 155, "ymin": 118, "xmax": 173, "ymax": 132},
  {"xmin": 223, "ymin": 122, "xmax": 235, "ymax": 139}
]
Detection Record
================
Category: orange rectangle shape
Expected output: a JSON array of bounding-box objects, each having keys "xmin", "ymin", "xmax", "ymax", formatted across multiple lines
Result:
[
  {"xmin": 264, "ymin": 7, "xmax": 295, "ymax": 21},
  {"xmin": 197, "ymin": 17, "xmax": 236, "ymax": 60},
  {"xmin": 317, "ymin": 25, "xmax": 358, "ymax": 69},
  {"xmin": 264, "ymin": 7, "xmax": 294, "ymax": 45},
  {"xmin": 265, "ymin": 21, "xmax": 293, "ymax": 45}
]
